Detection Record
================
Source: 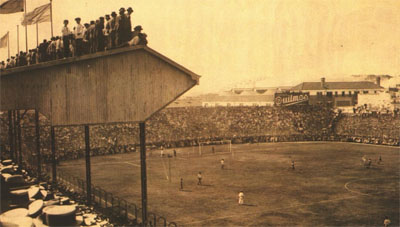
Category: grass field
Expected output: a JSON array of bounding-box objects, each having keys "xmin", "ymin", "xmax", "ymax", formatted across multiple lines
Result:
[{"xmin": 58, "ymin": 142, "xmax": 399, "ymax": 226}]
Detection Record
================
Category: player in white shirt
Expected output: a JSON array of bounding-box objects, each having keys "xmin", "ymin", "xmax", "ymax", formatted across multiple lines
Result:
[
  {"xmin": 384, "ymin": 216, "xmax": 391, "ymax": 227},
  {"xmin": 197, "ymin": 172, "xmax": 202, "ymax": 185},
  {"xmin": 74, "ymin": 17, "xmax": 85, "ymax": 56},
  {"xmin": 220, "ymin": 159, "xmax": 225, "ymax": 169},
  {"xmin": 61, "ymin": 20, "xmax": 71, "ymax": 57},
  {"xmin": 238, "ymin": 191, "xmax": 244, "ymax": 205}
]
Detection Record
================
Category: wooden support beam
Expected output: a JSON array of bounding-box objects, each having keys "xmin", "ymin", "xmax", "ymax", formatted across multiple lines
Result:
[
  {"xmin": 139, "ymin": 122, "xmax": 148, "ymax": 225},
  {"xmin": 35, "ymin": 109, "xmax": 41, "ymax": 180},
  {"xmin": 51, "ymin": 126, "xmax": 57, "ymax": 185},
  {"xmin": 8, "ymin": 110, "xmax": 14, "ymax": 161},
  {"xmin": 17, "ymin": 111, "xmax": 22, "ymax": 166},
  {"xmin": 85, "ymin": 125, "xmax": 92, "ymax": 205}
]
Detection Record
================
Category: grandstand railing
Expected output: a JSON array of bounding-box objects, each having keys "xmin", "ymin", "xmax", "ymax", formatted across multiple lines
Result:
[{"xmin": 54, "ymin": 169, "xmax": 177, "ymax": 227}]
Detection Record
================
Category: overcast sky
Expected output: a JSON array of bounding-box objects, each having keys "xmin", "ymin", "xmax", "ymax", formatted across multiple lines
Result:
[{"xmin": 1, "ymin": 0, "xmax": 399, "ymax": 94}]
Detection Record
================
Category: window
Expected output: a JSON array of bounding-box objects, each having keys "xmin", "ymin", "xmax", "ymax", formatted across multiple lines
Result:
[
  {"xmin": 317, "ymin": 92, "xmax": 323, "ymax": 96},
  {"xmin": 363, "ymin": 91, "xmax": 369, "ymax": 94},
  {"xmin": 355, "ymin": 91, "xmax": 359, "ymax": 95},
  {"xmin": 342, "ymin": 91, "xmax": 345, "ymax": 96},
  {"xmin": 349, "ymin": 91, "xmax": 352, "ymax": 95},
  {"xmin": 335, "ymin": 91, "xmax": 338, "ymax": 97},
  {"xmin": 327, "ymin": 92, "xmax": 332, "ymax": 97}
]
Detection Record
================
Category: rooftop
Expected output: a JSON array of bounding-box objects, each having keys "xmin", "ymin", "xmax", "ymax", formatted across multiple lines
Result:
[{"xmin": 291, "ymin": 81, "xmax": 383, "ymax": 91}]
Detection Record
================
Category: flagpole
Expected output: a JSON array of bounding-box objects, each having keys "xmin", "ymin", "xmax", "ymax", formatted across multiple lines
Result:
[
  {"xmin": 17, "ymin": 25, "xmax": 19, "ymax": 53},
  {"xmin": 24, "ymin": 0, "xmax": 28, "ymax": 52},
  {"xmin": 50, "ymin": 0, "xmax": 53, "ymax": 37},
  {"xmin": 36, "ymin": 23, "xmax": 39, "ymax": 47},
  {"xmin": 8, "ymin": 32, "xmax": 10, "ymax": 59}
]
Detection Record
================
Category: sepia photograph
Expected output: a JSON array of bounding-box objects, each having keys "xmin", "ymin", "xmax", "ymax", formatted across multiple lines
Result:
[{"xmin": 0, "ymin": 0, "xmax": 399, "ymax": 226}]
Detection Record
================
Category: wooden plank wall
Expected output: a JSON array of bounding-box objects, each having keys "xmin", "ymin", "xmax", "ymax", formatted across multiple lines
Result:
[{"xmin": 1, "ymin": 49, "xmax": 197, "ymax": 126}]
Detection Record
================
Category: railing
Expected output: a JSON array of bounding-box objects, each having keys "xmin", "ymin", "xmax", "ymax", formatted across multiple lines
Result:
[{"xmin": 56, "ymin": 170, "xmax": 177, "ymax": 227}]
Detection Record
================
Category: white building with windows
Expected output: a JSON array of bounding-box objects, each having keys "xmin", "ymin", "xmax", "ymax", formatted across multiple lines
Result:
[{"xmin": 290, "ymin": 78, "xmax": 384, "ymax": 107}]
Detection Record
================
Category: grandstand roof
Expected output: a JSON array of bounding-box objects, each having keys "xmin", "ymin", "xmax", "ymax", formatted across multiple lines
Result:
[
  {"xmin": 291, "ymin": 81, "xmax": 383, "ymax": 90},
  {"xmin": 239, "ymin": 90, "xmax": 258, "ymax": 96},
  {"xmin": 204, "ymin": 94, "xmax": 274, "ymax": 102}
]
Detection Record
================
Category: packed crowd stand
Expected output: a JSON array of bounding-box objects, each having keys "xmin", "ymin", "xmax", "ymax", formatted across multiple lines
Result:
[
  {"xmin": 1, "ymin": 105, "xmax": 398, "ymax": 165},
  {"xmin": 0, "ymin": 7, "xmax": 148, "ymax": 70}
]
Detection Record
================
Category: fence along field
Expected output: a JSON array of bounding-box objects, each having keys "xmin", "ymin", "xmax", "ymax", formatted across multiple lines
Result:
[{"xmin": 57, "ymin": 142, "xmax": 400, "ymax": 226}]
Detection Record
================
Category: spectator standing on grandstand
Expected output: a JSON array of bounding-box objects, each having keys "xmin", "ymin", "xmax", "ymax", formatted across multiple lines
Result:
[
  {"xmin": 56, "ymin": 36, "xmax": 63, "ymax": 59},
  {"xmin": 238, "ymin": 191, "xmax": 244, "ymax": 205},
  {"xmin": 384, "ymin": 216, "xmax": 391, "ymax": 227},
  {"xmin": 128, "ymin": 25, "xmax": 147, "ymax": 46},
  {"xmin": 108, "ymin": 12, "xmax": 117, "ymax": 49},
  {"xmin": 73, "ymin": 17, "xmax": 85, "ymax": 56},
  {"xmin": 83, "ymin": 23, "xmax": 90, "ymax": 54},
  {"xmin": 378, "ymin": 155, "xmax": 382, "ymax": 164},
  {"xmin": 0, "ymin": 61, "xmax": 5, "ymax": 70},
  {"xmin": 180, "ymin": 178, "xmax": 183, "ymax": 190},
  {"xmin": 115, "ymin": 8, "xmax": 128, "ymax": 46},
  {"xmin": 103, "ymin": 15, "xmax": 110, "ymax": 49},
  {"xmin": 47, "ymin": 38, "xmax": 57, "ymax": 60},
  {"xmin": 197, "ymin": 172, "xmax": 202, "ymax": 185},
  {"xmin": 220, "ymin": 159, "xmax": 225, "ymax": 169},
  {"xmin": 5, "ymin": 58, "xmax": 10, "ymax": 68},
  {"xmin": 62, "ymin": 20, "xmax": 71, "ymax": 57},
  {"xmin": 69, "ymin": 36, "xmax": 75, "ymax": 57},
  {"xmin": 96, "ymin": 17, "xmax": 105, "ymax": 52},
  {"xmin": 291, "ymin": 160, "xmax": 295, "ymax": 170},
  {"xmin": 173, "ymin": 149, "xmax": 177, "ymax": 157},
  {"xmin": 126, "ymin": 7, "xmax": 134, "ymax": 39}
]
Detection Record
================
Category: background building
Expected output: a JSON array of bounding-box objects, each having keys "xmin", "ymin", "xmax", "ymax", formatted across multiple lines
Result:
[{"xmin": 290, "ymin": 78, "xmax": 384, "ymax": 109}]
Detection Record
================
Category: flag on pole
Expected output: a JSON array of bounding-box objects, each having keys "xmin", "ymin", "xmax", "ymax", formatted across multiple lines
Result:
[
  {"xmin": 0, "ymin": 0, "xmax": 24, "ymax": 14},
  {"xmin": 0, "ymin": 32, "xmax": 8, "ymax": 48},
  {"xmin": 21, "ymin": 3, "xmax": 50, "ymax": 26}
]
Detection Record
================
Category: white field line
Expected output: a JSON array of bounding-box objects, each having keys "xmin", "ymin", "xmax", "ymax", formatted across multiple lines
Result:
[
  {"xmin": 123, "ymin": 162, "xmax": 140, "ymax": 167},
  {"xmin": 344, "ymin": 177, "xmax": 399, "ymax": 196}
]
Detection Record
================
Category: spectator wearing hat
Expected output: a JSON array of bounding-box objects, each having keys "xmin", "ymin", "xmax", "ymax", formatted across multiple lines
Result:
[
  {"xmin": 95, "ymin": 17, "xmax": 105, "ymax": 52},
  {"xmin": 103, "ymin": 15, "xmax": 111, "ymax": 50},
  {"xmin": 115, "ymin": 7, "xmax": 128, "ymax": 46},
  {"xmin": 47, "ymin": 37, "xmax": 57, "ymax": 60},
  {"xmin": 83, "ymin": 23, "xmax": 90, "ymax": 54},
  {"xmin": 0, "ymin": 61, "xmax": 5, "ymax": 70},
  {"xmin": 88, "ymin": 21, "xmax": 96, "ymax": 53},
  {"xmin": 108, "ymin": 12, "xmax": 117, "ymax": 49},
  {"xmin": 56, "ymin": 36, "xmax": 63, "ymax": 59},
  {"xmin": 61, "ymin": 20, "xmax": 71, "ymax": 58},
  {"xmin": 5, "ymin": 59, "xmax": 10, "ymax": 68},
  {"xmin": 128, "ymin": 25, "xmax": 148, "ymax": 46},
  {"xmin": 10, "ymin": 56, "xmax": 16, "ymax": 68},
  {"xmin": 126, "ymin": 7, "xmax": 134, "ymax": 39},
  {"xmin": 73, "ymin": 17, "xmax": 85, "ymax": 56}
]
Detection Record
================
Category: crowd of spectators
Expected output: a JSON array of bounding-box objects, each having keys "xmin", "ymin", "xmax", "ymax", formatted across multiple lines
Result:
[
  {"xmin": 0, "ymin": 105, "xmax": 398, "ymax": 163},
  {"xmin": 0, "ymin": 7, "xmax": 147, "ymax": 71},
  {"xmin": 335, "ymin": 113, "xmax": 400, "ymax": 145}
]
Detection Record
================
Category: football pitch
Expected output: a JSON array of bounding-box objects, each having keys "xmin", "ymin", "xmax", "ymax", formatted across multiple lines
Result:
[{"xmin": 58, "ymin": 142, "xmax": 399, "ymax": 226}]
